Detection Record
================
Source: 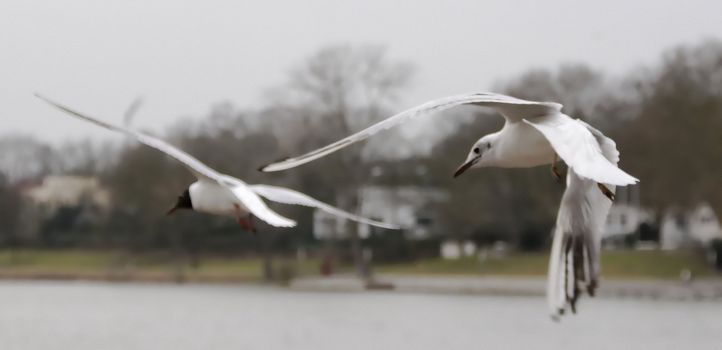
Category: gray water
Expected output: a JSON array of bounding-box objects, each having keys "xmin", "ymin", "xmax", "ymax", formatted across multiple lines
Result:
[{"xmin": 0, "ymin": 281, "xmax": 719, "ymax": 350}]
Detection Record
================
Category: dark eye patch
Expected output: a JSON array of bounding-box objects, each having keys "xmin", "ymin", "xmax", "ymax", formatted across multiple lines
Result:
[{"xmin": 473, "ymin": 147, "xmax": 480, "ymax": 154}]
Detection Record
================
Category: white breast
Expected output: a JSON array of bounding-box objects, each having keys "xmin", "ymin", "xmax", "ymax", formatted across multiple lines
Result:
[
  {"xmin": 188, "ymin": 181, "xmax": 245, "ymax": 216},
  {"xmin": 493, "ymin": 122, "xmax": 555, "ymax": 168}
]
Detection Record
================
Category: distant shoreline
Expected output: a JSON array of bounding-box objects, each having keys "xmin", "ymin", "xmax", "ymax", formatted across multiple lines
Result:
[
  {"xmin": 291, "ymin": 275, "xmax": 722, "ymax": 302},
  {"xmin": 1, "ymin": 249, "xmax": 720, "ymax": 302},
  {"xmin": 0, "ymin": 269, "xmax": 260, "ymax": 284},
  {"xmin": 0, "ymin": 269, "xmax": 720, "ymax": 302}
]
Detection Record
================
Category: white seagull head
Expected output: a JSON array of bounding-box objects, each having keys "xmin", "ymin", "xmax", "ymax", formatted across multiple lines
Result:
[{"xmin": 454, "ymin": 133, "xmax": 499, "ymax": 178}]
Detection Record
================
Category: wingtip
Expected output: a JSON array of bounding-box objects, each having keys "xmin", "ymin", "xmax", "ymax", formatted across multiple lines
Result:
[
  {"xmin": 622, "ymin": 174, "xmax": 640, "ymax": 186},
  {"xmin": 384, "ymin": 223, "xmax": 402, "ymax": 230},
  {"xmin": 279, "ymin": 217, "xmax": 297, "ymax": 228},
  {"xmin": 258, "ymin": 156, "xmax": 292, "ymax": 173},
  {"xmin": 34, "ymin": 93, "xmax": 63, "ymax": 110},
  {"xmin": 272, "ymin": 220, "xmax": 297, "ymax": 228},
  {"xmin": 257, "ymin": 163, "xmax": 280, "ymax": 173},
  {"xmin": 604, "ymin": 168, "xmax": 640, "ymax": 187}
]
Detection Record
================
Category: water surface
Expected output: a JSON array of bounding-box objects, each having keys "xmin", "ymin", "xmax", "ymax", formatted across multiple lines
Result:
[{"xmin": 0, "ymin": 281, "xmax": 719, "ymax": 350}]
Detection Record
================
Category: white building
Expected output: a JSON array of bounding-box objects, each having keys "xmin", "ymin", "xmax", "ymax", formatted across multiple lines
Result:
[
  {"xmin": 18, "ymin": 175, "xmax": 111, "ymax": 240},
  {"xmin": 600, "ymin": 185, "xmax": 722, "ymax": 251},
  {"xmin": 440, "ymin": 240, "xmax": 479, "ymax": 260},
  {"xmin": 602, "ymin": 185, "xmax": 654, "ymax": 241},
  {"xmin": 24, "ymin": 175, "xmax": 110, "ymax": 209},
  {"xmin": 660, "ymin": 203, "xmax": 722, "ymax": 250},
  {"xmin": 312, "ymin": 185, "xmax": 449, "ymax": 240}
]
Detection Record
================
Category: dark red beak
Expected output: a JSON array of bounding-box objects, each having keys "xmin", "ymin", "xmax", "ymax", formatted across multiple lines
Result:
[{"xmin": 453, "ymin": 157, "xmax": 479, "ymax": 178}]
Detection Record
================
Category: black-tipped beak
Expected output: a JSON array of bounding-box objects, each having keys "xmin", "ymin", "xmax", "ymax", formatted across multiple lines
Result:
[{"xmin": 453, "ymin": 157, "xmax": 479, "ymax": 178}]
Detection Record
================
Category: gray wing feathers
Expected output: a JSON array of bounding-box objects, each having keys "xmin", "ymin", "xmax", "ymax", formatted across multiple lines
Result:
[
  {"xmin": 577, "ymin": 119, "xmax": 620, "ymax": 164},
  {"xmin": 250, "ymin": 185, "xmax": 399, "ymax": 230},
  {"xmin": 524, "ymin": 115, "xmax": 637, "ymax": 186},
  {"xmin": 35, "ymin": 94, "xmax": 221, "ymax": 181},
  {"xmin": 36, "ymin": 94, "xmax": 300, "ymax": 228},
  {"xmin": 260, "ymin": 92, "xmax": 562, "ymax": 172},
  {"xmin": 228, "ymin": 182, "xmax": 297, "ymax": 228}
]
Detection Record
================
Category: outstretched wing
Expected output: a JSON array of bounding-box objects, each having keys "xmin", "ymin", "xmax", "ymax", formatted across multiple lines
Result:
[
  {"xmin": 260, "ymin": 92, "xmax": 562, "ymax": 172},
  {"xmin": 224, "ymin": 179, "xmax": 297, "ymax": 228},
  {"xmin": 524, "ymin": 114, "xmax": 638, "ymax": 186},
  {"xmin": 35, "ymin": 94, "xmax": 221, "ymax": 181},
  {"xmin": 546, "ymin": 123, "xmax": 621, "ymax": 319},
  {"xmin": 38, "ymin": 94, "xmax": 299, "ymax": 228},
  {"xmin": 249, "ymin": 184, "xmax": 400, "ymax": 230}
]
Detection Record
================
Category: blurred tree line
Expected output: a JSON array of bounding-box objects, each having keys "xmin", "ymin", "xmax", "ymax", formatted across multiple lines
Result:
[{"xmin": 1, "ymin": 39, "xmax": 721, "ymax": 264}]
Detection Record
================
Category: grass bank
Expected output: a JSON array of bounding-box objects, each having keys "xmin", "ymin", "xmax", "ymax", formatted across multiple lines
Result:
[
  {"xmin": 0, "ymin": 249, "xmax": 319, "ymax": 283},
  {"xmin": 0, "ymin": 249, "xmax": 717, "ymax": 282}
]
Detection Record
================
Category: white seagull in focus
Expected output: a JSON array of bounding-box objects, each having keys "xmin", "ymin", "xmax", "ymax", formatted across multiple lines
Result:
[
  {"xmin": 260, "ymin": 92, "xmax": 639, "ymax": 318},
  {"xmin": 36, "ymin": 94, "xmax": 398, "ymax": 233}
]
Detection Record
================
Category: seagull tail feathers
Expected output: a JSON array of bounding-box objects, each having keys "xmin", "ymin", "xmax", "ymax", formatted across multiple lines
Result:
[{"xmin": 546, "ymin": 198, "xmax": 602, "ymax": 320}]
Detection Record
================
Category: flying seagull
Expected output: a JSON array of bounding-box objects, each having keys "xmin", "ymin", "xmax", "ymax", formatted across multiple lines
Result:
[
  {"xmin": 36, "ymin": 94, "xmax": 398, "ymax": 232},
  {"xmin": 260, "ymin": 92, "xmax": 639, "ymax": 318}
]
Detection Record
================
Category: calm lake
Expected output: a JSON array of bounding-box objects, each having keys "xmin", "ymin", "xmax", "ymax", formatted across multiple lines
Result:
[{"xmin": 0, "ymin": 281, "xmax": 719, "ymax": 350}]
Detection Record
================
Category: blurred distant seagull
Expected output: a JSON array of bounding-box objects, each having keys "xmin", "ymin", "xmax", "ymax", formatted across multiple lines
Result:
[
  {"xmin": 35, "ymin": 94, "xmax": 398, "ymax": 232},
  {"xmin": 122, "ymin": 96, "xmax": 144, "ymax": 127},
  {"xmin": 260, "ymin": 92, "xmax": 639, "ymax": 318}
]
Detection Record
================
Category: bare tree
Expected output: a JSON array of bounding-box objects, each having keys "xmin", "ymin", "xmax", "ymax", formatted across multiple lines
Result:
[
  {"xmin": 57, "ymin": 139, "xmax": 117, "ymax": 176},
  {"xmin": 618, "ymin": 40, "xmax": 722, "ymax": 213},
  {"xmin": 265, "ymin": 44, "xmax": 414, "ymax": 278},
  {"xmin": 500, "ymin": 64, "xmax": 622, "ymax": 124},
  {"xmin": 0, "ymin": 135, "xmax": 61, "ymax": 182},
  {"xmin": 0, "ymin": 172, "xmax": 21, "ymax": 247}
]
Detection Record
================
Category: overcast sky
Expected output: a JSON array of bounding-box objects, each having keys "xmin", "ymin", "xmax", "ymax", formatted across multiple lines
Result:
[{"xmin": 3, "ymin": 0, "xmax": 722, "ymax": 143}]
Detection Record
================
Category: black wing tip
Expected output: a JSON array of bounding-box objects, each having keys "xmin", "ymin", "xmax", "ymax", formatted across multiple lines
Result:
[
  {"xmin": 34, "ymin": 92, "xmax": 51, "ymax": 102},
  {"xmin": 34, "ymin": 93, "xmax": 66, "ymax": 110}
]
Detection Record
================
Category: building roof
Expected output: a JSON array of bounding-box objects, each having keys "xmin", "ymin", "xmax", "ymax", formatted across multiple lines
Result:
[{"xmin": 23, "ymin": 175, "xmax": 110, "ymax": 209}]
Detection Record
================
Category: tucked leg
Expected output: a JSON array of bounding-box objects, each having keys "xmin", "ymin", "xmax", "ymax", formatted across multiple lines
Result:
[
  {"xmin": 597, "ymin": 183, "xmax": 615, "ymax": 201},
  {"xmin": 551, "ymin": 153, "xmax": 563, "ymax": 183},
  {"xmin": 234, "ymin": 204, "xmax": 257, "ymax": 233}
]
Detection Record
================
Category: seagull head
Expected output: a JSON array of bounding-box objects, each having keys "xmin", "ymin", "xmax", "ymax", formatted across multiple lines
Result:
[
  {"xmin": 454, "ymin": 134, "xmax": 498, "ymax": 178},
  {"xmin": 167, "ymin": 188, "xmax": 193, "ymax": 215}
]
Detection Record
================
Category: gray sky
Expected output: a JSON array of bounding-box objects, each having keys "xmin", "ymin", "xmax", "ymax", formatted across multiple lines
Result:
[{"xmin": 3, "ymin": 0, "xmax": 722, "ymax": 143}]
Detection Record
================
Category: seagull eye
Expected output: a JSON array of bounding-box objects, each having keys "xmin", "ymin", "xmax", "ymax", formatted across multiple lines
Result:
[{"xmin": 473, "ymin": 147, "xmax": 480, "ymax": 154}]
